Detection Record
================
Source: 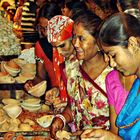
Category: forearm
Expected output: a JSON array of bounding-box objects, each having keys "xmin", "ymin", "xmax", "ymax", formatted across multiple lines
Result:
[
  {"xmin": 109, "ymin": 132, "xmax": 122, "ymax": 140},
  {"xmin": 109, "ymin": 106, "xmax": 118, "ymax": 134},
  {"xmin": 61, "ymin": 105, "xmax": 73, "ymax": 123},
  {"xmin": 32, "ymin": 76, "xmax": 45, "ymax": 84}
]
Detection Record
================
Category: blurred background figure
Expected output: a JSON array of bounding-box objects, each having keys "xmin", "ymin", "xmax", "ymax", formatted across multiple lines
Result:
[
  {"xmin": 85, "ymin": 0, "xmax": 118, "ymax": 19},
  {"xmin": 36, "ymin": 0, "xmax": 48, "ymax": 17},
  {"xmin": 117, "ymin": 0, "xmax": 140, "ymax": 20},
  {"xmin": 6, "ymin": 5, "xmax": 16, "ymax": 21},
  {"xmin": 0, "ymin": 0, "xmax": 16, "ymax": 20},
  {"xmin": 13, "ymin": 0, "xmax": 25, "ymax": 39},
  {"xmin": 20, "ymin": 0, "xmax": 38, "ymax": 49},
  {"xmin": 60, "ymin": 0, "xmax": 87, "ymax": 17}
]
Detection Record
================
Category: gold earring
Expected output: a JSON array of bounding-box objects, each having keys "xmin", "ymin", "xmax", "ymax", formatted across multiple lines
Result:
[{"xmin": 97, "ymin": 46, "xmax": 100, "ymax": 52}]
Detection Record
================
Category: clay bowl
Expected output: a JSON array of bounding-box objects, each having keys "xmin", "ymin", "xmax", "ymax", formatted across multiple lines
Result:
[
  {"xmin": 21, "ymin": 63, "xmax": 36, "ymax": 74},
  {"xmin": 3, "ymin": 104, "xmax": 22, "ymax": 119},
  {"xmin": 2, "ymin": 98, "xmax": 20, "ymax": 105},
  {"xmin": 13, "ymin": 58, "xmax": 27, "ymax": 68},
  {"xmin": 0, "ymin": 72, "xmax": 15, "ymax": 83},
  {"xmin": 4, "ymin": 61, "xmax": 20, "ymax": 77},
  {"xmin": 0, "ymin": 71, "xmax": 8, "ymax": 76},
  {"xmin": 7, "ymin": 60, "xmax": 20, "ymax": 70},
  {"xmin": 28, "ymin": 81, "xmax": 47, "ymax": 97}
]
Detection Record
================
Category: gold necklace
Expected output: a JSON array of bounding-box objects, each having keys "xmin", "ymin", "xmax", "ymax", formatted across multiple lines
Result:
[
  {"xmin": 123, "ymin": 76, "xmax": 126, "ymax": 91},
  {"xmin": 122, "ymin": 75, "xmax": 137, "ymax": 92}
]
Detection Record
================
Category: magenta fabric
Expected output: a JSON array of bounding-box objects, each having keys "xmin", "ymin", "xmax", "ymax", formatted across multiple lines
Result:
[{"xmin": 105, "ymin": 70, "xmax": 128, "ymax": 114}]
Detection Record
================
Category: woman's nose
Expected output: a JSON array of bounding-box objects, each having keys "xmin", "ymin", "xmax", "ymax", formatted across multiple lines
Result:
[
  {"xmin": 57, "ymin": 47, "xmax": 63, "ymax": 55},
  {"xmin": 73, "ymin": 37, "xmax": 80, "ymax": 48}
]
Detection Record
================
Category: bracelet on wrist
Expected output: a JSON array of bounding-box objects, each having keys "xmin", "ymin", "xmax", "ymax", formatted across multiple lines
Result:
[{"xmin": 55, "ymin": 114, "xmax": 66, "ymax": 128}]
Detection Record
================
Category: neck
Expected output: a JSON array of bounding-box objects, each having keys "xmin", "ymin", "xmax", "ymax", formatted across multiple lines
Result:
[
  {"xmin": 82, "ymin": 52, "xmax": 108, "ymax": 79},
  {"xmin": 119, "ymin": 72, "xmax": 136, "ymax": 91},
  {"xmin": 136, "ymin": 67, "xmax": 140, "ymax": 78},
  {"xmin": 83, "ymin": 52, "xmax": 105, "ymax": 68},
  {"xmin": 136, "ymin": 52, "xmax": 140, "ymax": 78}
]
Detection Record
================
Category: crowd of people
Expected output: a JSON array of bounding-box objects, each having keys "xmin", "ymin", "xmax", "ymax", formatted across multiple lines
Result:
[{"xmin": 0, "ymin": 0, "xmax": 140, "ymax": 139}]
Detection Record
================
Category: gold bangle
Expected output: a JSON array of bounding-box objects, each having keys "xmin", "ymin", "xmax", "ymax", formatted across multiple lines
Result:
[{"xmin": 119, "ymin": 118, "xmax": 140, "ymax": 129}]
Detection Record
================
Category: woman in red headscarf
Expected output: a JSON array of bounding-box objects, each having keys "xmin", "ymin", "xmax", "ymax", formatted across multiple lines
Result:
[{"xmin": 47, "ymin": 15, "xmax": 74, "ymax": 101}]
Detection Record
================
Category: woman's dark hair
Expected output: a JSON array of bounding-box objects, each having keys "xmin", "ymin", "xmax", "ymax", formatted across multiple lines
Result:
[
  {"xmin": 73, "ymin": 9, "xmax": 102, "ymax": 38},
  {"xmin": 37, "ymin": 2, "xmax": 61, "ymax": 20},
  {"xmin": 99, "ymin": 13, "xmax": 140, "ymax": 47},
  {"xmin": 35, "ymin": 2, "xmax": 61, "ymax": 27},
  {"xmin": 118, "ymin": 0, "xmax": 139, "ymax": 11},
  {"xmin": 65, "ymin": 0, "xmax": 87, "ymax": 11}
]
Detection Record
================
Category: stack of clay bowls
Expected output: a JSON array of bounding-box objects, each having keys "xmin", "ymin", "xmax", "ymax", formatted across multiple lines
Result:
[
  {"xmin": 0, "ymin": 58, "xmax": 36, "ymax": 84},
  {"xmin": 0, "ymin": 71, "xmax": 15, "ymax": 83},
  {"xmin": 2, "ymin": 98, "xmax": 22, "ymax": 119},
  {"xmin": 21, "ymin": 98, "xmax": 41, "ymax": 112},
  {"xmin": 3, "ymin": 60, "xmax": 21, "ymax": 77},
  {"xmin": 21, "ymin": 63, "xmax": 36, "ymax": 75},
  {"xmin": 13, "ymin": 58, "xmax": 27, "ymax": 68},
  {"xmin": 16, "ymin": 63, "xmax": 36, "ymax": 83}
]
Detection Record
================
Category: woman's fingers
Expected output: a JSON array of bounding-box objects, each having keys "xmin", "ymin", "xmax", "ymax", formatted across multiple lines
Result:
[
  {"xmin": 24, "ymin": 80, "xmax": 33, "ymax": 91},
  {"xmin": 81, "ymin": 129, "xmax": 104, "ymax": 139}
]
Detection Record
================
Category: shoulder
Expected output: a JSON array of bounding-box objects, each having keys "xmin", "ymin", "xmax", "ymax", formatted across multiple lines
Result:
[
  {"xmin": 105, "ymin": 70, "xmax": 121, "ymax": 90},
  {"xmin": 35, "ymin": 41, "xmax": 44, "ymax": 55},
  {"xmin": 106, "ymin": 70, "xmax": 119, "ymax": 81},
  {"xmin": 35, "ymin": 41, "xmax": 41, "ymax": 49}
]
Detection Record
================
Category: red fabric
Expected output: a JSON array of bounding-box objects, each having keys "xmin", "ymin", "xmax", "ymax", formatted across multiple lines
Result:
[
  {"xmin": 35, "ymin": 41, "xmax": 58, "ymax": 87},
  {"xmin": 53, "ymin": 48, "xmax": 67, "ymax": 101},
  {"xmin": 47, "ymin": 15, "xmax": 74, "ymax": 43}
]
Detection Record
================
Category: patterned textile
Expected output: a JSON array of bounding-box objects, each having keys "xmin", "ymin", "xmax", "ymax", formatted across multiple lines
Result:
[
  {"xmin": 53, "ymin": 48, "xmax": 67, "ymax": 100},
  {"xmin": 47, "ymin": 15, "xmax": 74, "ymax": 43},
  {"xmin": 116, "ymin": 78, "xmax": 140, "ymax": 140},
  {"xmin": 65, "ymin": 60, "xmax": 111, "ymax": 131}
]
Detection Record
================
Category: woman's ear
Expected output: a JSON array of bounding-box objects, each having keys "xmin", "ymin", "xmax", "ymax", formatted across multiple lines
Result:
[{"xmin": 128, "ymin": 36, "xmax": 139, "ymax": 53}]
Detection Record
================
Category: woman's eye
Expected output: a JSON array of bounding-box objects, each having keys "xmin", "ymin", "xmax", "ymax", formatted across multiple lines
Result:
[
  {"xmin": 111, "ymin": 54, "xmax": 116, "ymax": 58},
  {"xmin": 58, "ymin": 44, "xmax": 65, "ymax": 48},
  {"xmin": 79, "ymin": 36, "xmax": 85, "ymax": 42}
]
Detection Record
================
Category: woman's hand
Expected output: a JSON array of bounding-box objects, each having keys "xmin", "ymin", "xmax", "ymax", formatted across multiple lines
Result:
[
  {"xmin": 81, "ymin": 129, "xmax": 122, "ymax": 140},
  {"xmin": 24, "ymin": 80, "xmax": 33, "ymax": 92},
  {"xmin": 45, "ymin": 87, "xmax": 59, "ymax": 102},
  {"xmin": 50, "ymin": 117, "xmax": 64, "ymax": 139}
]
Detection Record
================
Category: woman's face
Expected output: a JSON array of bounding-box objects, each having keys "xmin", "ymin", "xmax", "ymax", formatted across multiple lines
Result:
[
  {"xmin": 61, "ymin": 5, "xmax": 71, "ymax": 17},
  {"xmin": 73, "ymin": 23, "xmax": 98, "ymax": 61},
  {"xmin": 38, "ymin": 17, "xmax": 48, "ymax": 37},
  {"xmin": 53, "ymin": 38, "xmax": 74, "ymax": 58},
  {"xmin": 101, "ymin": 44, "xmax": 138, "ymax": 76},
  {"xmin": 138, "ymin": 0, "xmax": 140, "ymax": 10}
]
